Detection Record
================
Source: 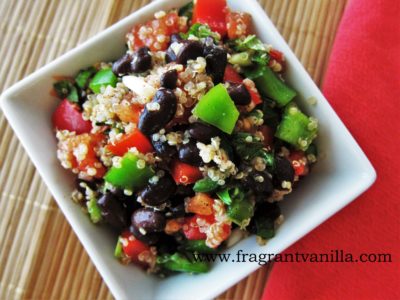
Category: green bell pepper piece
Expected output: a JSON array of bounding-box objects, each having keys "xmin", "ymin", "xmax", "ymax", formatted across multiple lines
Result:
[
  {"xmin": 76, "ymin": 66, "xmax": 97, "ymax": 89},
  {"xmin": 193, "ymin": 84, "xmax": 239, "ymax": 134},
  {"xmin": 157, "ymin": 253, "xmax": 209, "ymax": 273},
  {"xmin": 179, "ymin": 240, "xmax": 217, "ymax": 254},
  {"xmin": 87, "ymin": 197, "xmax": 102, "ymax": 223},
  {"xmin": 105, "ymin": 152, "xmax": 154, "ymax": 190},
  {"xmin": 89, "ymin": 68, "xmax": 118, "ymax": 94},
  {"xmin": 114, "ymin": 237, "xmax": 123, "ymax": 258},
  {"xmin": 245, "ymin": 65, "xmax": 296, "ymax": 107},
  {"xmin": 193, "ymin": 177, "xmax": 219, "ymax": 193},
  {"xmin": 275, "ymin": 103, "xmax": 318, "ymax": 151}
]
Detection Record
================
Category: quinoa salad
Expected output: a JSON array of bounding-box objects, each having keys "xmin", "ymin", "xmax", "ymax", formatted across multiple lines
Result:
[{"xmin": 52, "ymin": 0, "xmax": 318, "ymax": 275}]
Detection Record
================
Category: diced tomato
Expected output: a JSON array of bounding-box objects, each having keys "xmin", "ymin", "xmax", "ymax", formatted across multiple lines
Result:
[
  {"xmin": 242, "ymin": 80, "xmax": 263, "ymax": 105},
  {"xmin": 171, "ymin": 160, "xmax": 203, "ymax": 185},
  {"xmin": 226, "ymin": 11, "xmax": 252, "ymax": 39},
  {"xmin": 129, "ymin": 12, "xmax": 188, "ymax": 51},
  {"xmin": 115, "ymin": 103, "xmax": 143, "ymax": 124},
  {"xmin": 288, "ymin": 150, "xmax": 309, "ymax": 176},
  {"xmin": 223, "ymin": 65, "xmax": 243, "ymax": 83},
  {"xmin": 192, "ymin": 0, "xmax": 228, "ymax": 36},
  {"xmin": 106, "ymin": 129, "xmax": 153, "ymax": 156},
  {"xmin": 183, "ymin": 214, "xmax": 215, "ymax": 240},
  {"xmin": 52, "ymin": 99, "xmax": 92, "ymax": 134},
  {"xmin": 185, "ymin": 193, "xmax": 214, "ymax": 215},
  {"xmin": 260, "ymin": 125, "xmax": 274, "ymax": 149},
  {"xmin": 120, "ymin": 231, "xmax": 150, "ymax": 263}
]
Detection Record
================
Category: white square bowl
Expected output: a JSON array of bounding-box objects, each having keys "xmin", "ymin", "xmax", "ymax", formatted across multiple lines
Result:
[{"xmin": 0, "ymin": 0, "xmax": 376, "ymax": 299}]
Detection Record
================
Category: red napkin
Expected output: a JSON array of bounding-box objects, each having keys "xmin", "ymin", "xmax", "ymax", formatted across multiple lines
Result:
[{"xmin": 263, "ymin": 0, "xmax": 400, "ymax": 299}]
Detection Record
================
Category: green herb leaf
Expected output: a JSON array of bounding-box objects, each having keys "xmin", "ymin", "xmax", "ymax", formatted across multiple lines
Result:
[
  {"xmin": 182, "ymin": 23, "xmax": 220, "ymax": 41},
  {"xmin": 232, "ymin": 132, "xmax": 264, "ymax": 160},
  {"xmin": 251, "ymin": 51, "xmax": 270, "ymax": 65},
  {"xmin": 235, "ymin": 35, "xmax": 268, "ymax": 52},
  {"xmin": 53, "ymin": 80, "xmax": 79, "ymax": 103},
  {"xmin": 217, "ymin": 187, "xmax": 254, "ymax": 228}
]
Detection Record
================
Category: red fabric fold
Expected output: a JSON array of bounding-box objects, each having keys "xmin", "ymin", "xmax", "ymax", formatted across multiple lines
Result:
[{"xmin": 263, "ymin": 0, "xmax": 400, "ymax": 298}]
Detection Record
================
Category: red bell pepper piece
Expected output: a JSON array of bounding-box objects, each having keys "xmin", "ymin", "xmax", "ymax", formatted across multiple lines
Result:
[
  {"xmin": 120, "ymin": 231, "xmax": 150, "ymax": 263},
  {"xmin": 223, "ymin": 65, "xmax": 243, "ymax": 83},
  {"xmin": 106, "ymin": 129, "xmax": 153, "ymax": 156},
  {"xmin": 243, "ymin": 80, "xmax": 263, "ymax": 105},
  {"xmin": 192, "ymin": 0, "xmax": 228, "ymax": 36},
  {"xmin": 52, "ymin": 99, "xmax": 92, "ymax": 134},
  {"xmin": 289, "ymin": 150, "xmax": 309, "ymax": 176},
  {"xmin": 171, "ymin": 160, "xmax": 203, "ymax": 185},
  {"xmin": 183, "ymin": 214, "xmax": 215, "ymax": 240}
]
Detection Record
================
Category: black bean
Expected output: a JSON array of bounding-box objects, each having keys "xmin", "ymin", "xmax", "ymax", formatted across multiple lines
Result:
[
  {"xmin": 112, "ymin": 54, "xmax": 133, "ymax": 75},
  {"xmin": 188, "ymin": 122, "xmax": 221, "ymax": 143},
  {"xmin": 110, "ymin": 188, "xmax": 140, "ymax": 217},
  {"xmin": 139, "ymin": 173, "xmax": 176, "ymax": 206},
  {"xmin": 138, "ymin": 88, "xmax": 177, "ymax": 135},
  {"xmin": 154, "ymin": 234, "xmax": 179, "ymax": 254},
  {"xmin": 166, "ymin": 198, "xmax": 186, "ymax": 218},
  {"xmin": 227, "ymin": 82, "xmax": 251, "ymax": 105},
  {"xmin": 131, "ymin": 46, "xmax": 152, "ymax": 73},
  {"xmin": 273, "ymin": 156, "xmax": 295, "ymax": 188},
  {"xmin": 151, "ymin": 139, "xmax": 177, "ymax": 161},
  {"xmin": 177, "ymin": 41, "xmax": 204, "ymax": 64},
  {"xmin": 97, "ymin": 192, "xmax": 129, "ymax": 229},
  {"xmin": 166, "ymin": 40, "xmax": 204, "ymax": 65},
  {"xmin": 178, "ymin": 141, "xmax": 202, "ymax": 166},
  {"xmin": 160, "ymin": 69, "xmax": 178, "ymax": 89},
  {"xmin": 175, "ymin": 184, "xmax": 195, "ymax": 197},
  {"xmin": 205, "ymin": 46, "xmax": 227, "ymax": 84},
  {"xmin": 245, "ymin": 171, "xmax": 274, "ymax": 197},
  {"xmin": 130, "ymin": 224, "xmax": 160, "ymax": 245},
  {"xmin": 131, "ymin": 208, "xmax": 166, "ymax": 233},
  {"xmin": 248, "ymin": 202, "xmax": 281, "ymax": 233}
]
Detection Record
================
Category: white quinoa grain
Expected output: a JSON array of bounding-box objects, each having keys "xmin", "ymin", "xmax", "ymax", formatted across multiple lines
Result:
[
  {"xmin": 137, "ymin": 159, "xmax": 146, "ymax": 169},
  {"xmin": 154, "ymin": 10, "xmax": 166, "ymax": 19}
]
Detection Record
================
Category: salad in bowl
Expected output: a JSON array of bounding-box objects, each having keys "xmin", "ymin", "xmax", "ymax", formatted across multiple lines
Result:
[{"xmin": 51, "ymin": 0, "xmax": 318, "ymax": 275}]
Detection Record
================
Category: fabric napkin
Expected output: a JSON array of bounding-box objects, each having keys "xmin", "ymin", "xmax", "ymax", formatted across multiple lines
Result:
[{"xmin": 262, "ymin": 0, "xmax": 400, "ymax": 299}]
